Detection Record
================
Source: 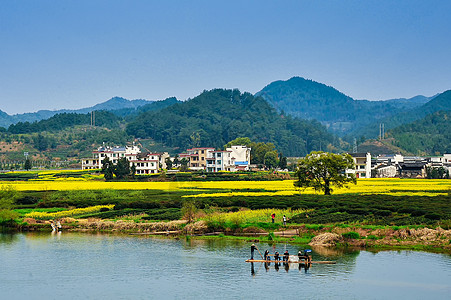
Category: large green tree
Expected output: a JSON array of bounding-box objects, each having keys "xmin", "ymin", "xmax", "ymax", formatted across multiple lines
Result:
[
  {"xmin": 24, "ymin": 158, "xmax": 32, "ymax": 171},
  {"xmin": 101, "ymin": 157, "xmax": 114, "ymax": 180},
  {"xmin": 294, "ymin": 151, "xmax": 356, "ymax": 195},
  {"xmin": 114, "ymin": 157, "xmax": 131, "ymax": 179}
]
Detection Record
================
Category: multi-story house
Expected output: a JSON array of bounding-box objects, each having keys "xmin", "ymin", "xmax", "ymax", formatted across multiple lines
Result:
[
  {"xmin": 227, "ymin": 145, "xmax": 251, "ymax": 171},
  {"xmin": 347, "ymin": 152, "xmax": 371, "ymax": 178},
  {"xmin": 205, "ymin": 145, "xmax": 251, "ymax": 172},
  {"xmin": 183, "ymin": 147, "xmax": 215, "ymax": 170},
  {"xmin": 82, "ymin": 144, "xmax": 168, "ymax": 174},
  {"xmin": 206, "ymin": 150, "xmax": 232, "ymax": 172},
  {"xmin": 82, "ymin": 144, "xmax": 141, "ymax": 170}
]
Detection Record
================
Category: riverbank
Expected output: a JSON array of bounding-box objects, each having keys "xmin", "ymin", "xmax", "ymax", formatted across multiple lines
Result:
[{"xmin": 14, "ymin": 218, "xmax": 451, "ymax": 253}]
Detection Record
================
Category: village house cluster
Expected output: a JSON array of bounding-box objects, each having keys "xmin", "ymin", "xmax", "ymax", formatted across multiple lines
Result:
[
  {"xmin": 82, "ymin": 145, "xmax": 450, "ymax": 178},
  {"xmin": 346, "ymin": 153, "xmax": 451, "ymax": 178},
  {"xmin": 81, "ymin": 144, "xmax": 251, "ymax": 174}
]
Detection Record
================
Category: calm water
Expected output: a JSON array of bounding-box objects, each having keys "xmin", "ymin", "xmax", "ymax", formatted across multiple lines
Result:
[{"xmin": 1, "ymin": 232, "xmax": 451, "ymax": 300}]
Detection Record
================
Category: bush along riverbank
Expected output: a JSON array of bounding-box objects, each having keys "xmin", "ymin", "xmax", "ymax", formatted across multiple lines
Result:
[{"xmin": 15, "ymin": 217, "xmax": 451, "ymax": 253}]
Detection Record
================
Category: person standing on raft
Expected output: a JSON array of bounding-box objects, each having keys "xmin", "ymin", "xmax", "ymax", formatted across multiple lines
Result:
[
  {"xmin": 250, "ymin": 244, "xmax": 257, "ymax": 260},
  {"xmin": 283, "ymin": 250, "xmax": 289, "ymax": 262},
  {"xmin": 264, "ymin": 250, "xmax": 269, "ymax": 261}
]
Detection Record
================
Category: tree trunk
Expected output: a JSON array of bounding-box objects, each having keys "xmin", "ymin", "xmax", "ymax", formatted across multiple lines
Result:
[{"xmin": 324, "ymin": 180, "xmax": 331, "ymax": 195}]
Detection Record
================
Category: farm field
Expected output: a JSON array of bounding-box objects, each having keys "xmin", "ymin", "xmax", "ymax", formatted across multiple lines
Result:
[
  {"xmin": 2, "ymin": 171, "xmax": 451, "ymax": 241},
  {"xmin": 1, "ymin": 176, "xmax": 450, "ymax": 197}
]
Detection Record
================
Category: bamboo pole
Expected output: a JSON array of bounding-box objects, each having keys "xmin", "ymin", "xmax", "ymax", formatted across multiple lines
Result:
[{"xmin": 254, "ymin": 245, "xmax": 264, "ymax": 259}]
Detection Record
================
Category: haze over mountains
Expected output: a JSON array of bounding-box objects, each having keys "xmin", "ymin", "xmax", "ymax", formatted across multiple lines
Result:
[
  {"xmin": 1, "ymin": 76, "xmax": 449, "ymax": 156},
  {"xmin": 0, "ymin": 97, "xmax": 174, "ymax": 128}
]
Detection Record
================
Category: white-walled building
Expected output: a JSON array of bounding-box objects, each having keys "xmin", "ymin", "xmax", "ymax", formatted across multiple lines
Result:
[
  {"xmin": 227, "ymin": 145, "xmax": 251, "ymax": 171},
  {"xmin": 347, "ymin": 152, "xmax": 371, "ymax": 178},
  {"xmin": 81, "ymin": 144, "xmax": 168, "ymax": 174},
  {"xmin": 82, "ymin": 144, "xmax": 141, "ymax": 170},
  {"xmin": 205, "ymin": 145, "xmax": 252, "ymax": 172}
]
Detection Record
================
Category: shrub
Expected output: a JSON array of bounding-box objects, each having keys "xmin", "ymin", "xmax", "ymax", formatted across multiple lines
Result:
[{"xmin": 342, "ymin": 231, "xmax": 360, "ymax": 239}]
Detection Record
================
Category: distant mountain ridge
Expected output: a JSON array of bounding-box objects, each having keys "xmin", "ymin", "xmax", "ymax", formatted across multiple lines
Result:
[
  {"xmin": 352, "ymin": 90, "xmax": 451, "ymax": 139},
  {"xmin": 0, "ymin": 97, "xmax": 160, "ymax": 128},
  {"xmin": 256, "ymin": 77, "xmax": 435, "ymax": 137}
]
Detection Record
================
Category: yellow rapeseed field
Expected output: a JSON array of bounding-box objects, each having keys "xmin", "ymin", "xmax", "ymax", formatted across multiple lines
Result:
[
  {"xmin": 24, "ymin": 205, "xmax": 114, "ymax": 220},
  {"xmin": 0, "ymin": 178, "xmax": 449, "ymax": 196}
]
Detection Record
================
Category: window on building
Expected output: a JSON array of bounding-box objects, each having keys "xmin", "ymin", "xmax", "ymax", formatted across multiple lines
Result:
[
  {"xmin": 217, "ymin": 153, "xmax": 221, "ymax": 157},
  {"xmin": 217, "ymin": 160, "xmax": 221, "ymax": 165}
]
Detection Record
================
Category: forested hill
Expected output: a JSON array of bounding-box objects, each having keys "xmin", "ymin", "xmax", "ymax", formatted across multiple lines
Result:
[
  {"xmin": 256, "ymin": 77, "xmax": 432, "ymax": 135},
  {"xmin": 0, "ymin": 97, "xmax": 159, "ymax": 128},
  {"xmin": 7, "ymin": 111, "xmax": 122, "ymax": 134},
  {"xmin": 352, "ymin": 90, "xmax": 451, "ymax": 139},
  {"xmin": 126, "ymin": 89, "xmax": 334, "ymax": 156},
  {"xmin": 387, "ymin": 110, "xmax": 451, "ymax": 155}
]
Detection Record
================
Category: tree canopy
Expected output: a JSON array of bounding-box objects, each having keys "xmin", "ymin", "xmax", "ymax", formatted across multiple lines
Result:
[
  {"xmin": 294, "ymin": 151, "xmax": 356, "ymax": 195},
  {"xmin": 126, "ymin": 89, "xmax": 334, "ymax": 156}
]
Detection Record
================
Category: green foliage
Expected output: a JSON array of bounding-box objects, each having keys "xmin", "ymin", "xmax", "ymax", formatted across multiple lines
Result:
[
  {"xmin": 8, "ymin": 111, "xmax": 121, "ymax": 134},
  {"xmin": 353, "ymin": 90, "xmax": 451, "ymax": 141},
  {"xmin": 0, "ymin": 185, "xmax": 20, "ymax": 209},
  {"xmin": 256, "ymin": 76, "xmax": 426, "ymax": 136},
  {"xmin": 426, "ymin": 166, "xmax": 449, "ymax": 179},
  {"xmin": 24, "ymin": 158, "xmax": 32, "ymax": 171},
  {"xmin": 114, "ymin": 157, "xmax": 130, "ymax": 179},
  {"xmin": 181, "ymin": 200, "xmax": 197, "ymax": 223},
  {"xmin": 101, "ymin": 157, "xmax": 114, "ymax": 180},
  {"xmin": 388, "ymin": 110, "xmax": 451, "ymax": 155},
  {"xmin": 294, "ymin": 151, "xmax": 356, "ymax": 195},
  {"xmin": 342, "ymin": 231, "xmax": 360, "ymax": 239},
  {"xmin": 126, "ymin": 89, "xmax": 334, "ymax": 156},
  {"xmin": 264, "ymin": 150, "xmax": 278, "ymax": 169},
  {"xmin": 224, "ymin": 137, "xmax": 252, "ymax": 149},
  {"xmin": 0, "ymin": 209, "xmax": 19, "ymax": 225},
  {"xmin": 165, "ymin": 157, "xmax": 173, "ymax": 170}
]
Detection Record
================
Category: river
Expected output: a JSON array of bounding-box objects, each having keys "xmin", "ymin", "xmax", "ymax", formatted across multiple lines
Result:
[{"xmin": 1, "ymin": 232, "xmax": 451, "ymax": 299}]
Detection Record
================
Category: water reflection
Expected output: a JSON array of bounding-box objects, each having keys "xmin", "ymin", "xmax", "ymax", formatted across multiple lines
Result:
[
  {"xmin": 0, "ymin": 232, "xmax": 19, "ymax": 245},
  {"xmin": 1, "ymin": 232, "xmax": 450, "ymax": 300}
]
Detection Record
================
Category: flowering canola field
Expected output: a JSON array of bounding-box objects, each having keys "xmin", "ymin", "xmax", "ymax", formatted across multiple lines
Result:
[{"xmin": 1, "ymin": 178, "xmax": 449, "ymax": 196}]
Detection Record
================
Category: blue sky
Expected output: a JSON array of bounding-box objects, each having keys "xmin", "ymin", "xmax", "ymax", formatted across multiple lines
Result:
[{"xmin": 1, "ymin": 0, "xmax": 450, "ymax": 114}]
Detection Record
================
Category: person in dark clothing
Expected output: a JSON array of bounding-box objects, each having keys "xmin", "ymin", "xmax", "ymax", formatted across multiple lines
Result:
[
  {"xmin": 264, "ymin": 250, "xmax": 269, "ymax": 261},
  {"xmin": 274, "ymin": 251, "xmax": 280, "ymax": 261},
  {"xmin": 283, "ymin": 250, "xmax": 289, "ymax": 262},
  {"xmin": 271, "ymin": 213, "xmax": 275, "ymax": 223},
  {"xmin": 250, "ymin": 244, "xmax": 256, "ymax": 260}
]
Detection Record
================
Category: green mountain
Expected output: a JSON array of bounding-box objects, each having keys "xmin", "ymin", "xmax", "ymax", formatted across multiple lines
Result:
[
  {"xmin": 352, "ymin": 90, "xmax": 451, "ymax": 139},
  {"xmin": 7, "ymin": 111, "xmax": 122, "ymax": 134},
  {"xmin": 0, "ymin": 97, "xmax": 170, "ymax": 129},
  {"xmin": 256, "ymin": 77, "xmax": 433, "ymax": 136},
  {"xmin": 387, "ymin": 110, "xmax": 451, "ymax": 155},
  {"xmin": 126, "ymin": 89, "xmax": 335, "ymax": 156}
]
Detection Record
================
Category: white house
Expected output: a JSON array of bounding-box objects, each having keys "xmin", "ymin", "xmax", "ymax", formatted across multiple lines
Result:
[
  {"xmin": 82, "ymin": 144, "xmax": 141, "ymax": 170},
  {"xmin": 347, "ymin": 152, "xmax": 371, "ymax": 178},
  {"xmin": 227, "ymin": 145, "xmax": 251, "ymax": 171},
  {"xmin": 82, "ymin": 144, "xmax": 168, "ymax": 174}
]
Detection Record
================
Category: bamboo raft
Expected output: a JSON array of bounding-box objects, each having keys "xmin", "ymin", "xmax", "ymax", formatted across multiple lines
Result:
[{"xmin": 245, "ymin": 259, "xmax": 336, "ymax": 264}]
